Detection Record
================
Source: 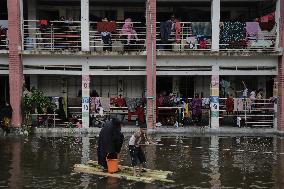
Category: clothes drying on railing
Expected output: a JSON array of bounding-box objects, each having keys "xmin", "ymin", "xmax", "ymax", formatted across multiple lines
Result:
[
  {"xmin": 225, "ymin": 97, "xmax": 234, "ymax": 113},
  {"xmin": 220, "ymin": 22, "xmax": 247, "ymax": 49},
  {"xmin": 191, "ymin": 22, "xmax": 211, "ymax": 37},
  {"xmin": 246, "ymin": 22, "xmax": 259, "ymax": 38},
  {"xmin": 125, "ymin": 97, "xmax": 144, "ymax": 112},
  {"xmin": 255, "ymin": 12, "xmax": 275, "ymax": 32},
  {"xmin": 125, "ymin": 97, "xmax": 145, "ymax": 123},
  {"xmin": 110, "ymin": 97, "xmax": 126, "ymax": 107},
  {"xmin": 97, "ymin": 22, "xmax": 117, "ymax": 32}
]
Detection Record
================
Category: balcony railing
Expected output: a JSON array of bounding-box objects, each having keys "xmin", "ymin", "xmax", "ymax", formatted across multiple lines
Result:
[
  {"xmin": 157, "ymin": 22, "xmax": 212, "ymax": 51},
  {"xmin": 23, "ymin": 20, "xmax": 81, "ymax": 51},
  {"xmin": 22, "ymin": 20, "xmax": 277, "ymax": 53},
  {"xmin": 0, "ymin": 28, "xmax": 8, "ymax": 50},
  {"xmin": 89, "ymin": 21, "xmax": 146, "ymax": 52},
  {"xmin": 219, "ymin": 22, "xmax": 277, "ymax": 51}
]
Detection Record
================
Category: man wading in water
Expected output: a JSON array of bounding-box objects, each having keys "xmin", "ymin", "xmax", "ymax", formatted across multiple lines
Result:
[{"xmin": 97, "ymin": 118, "xmax": 124, "ymax": 172}]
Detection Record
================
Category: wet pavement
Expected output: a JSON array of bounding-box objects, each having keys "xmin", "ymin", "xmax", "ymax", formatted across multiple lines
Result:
[{"xmin": 0, "ymin": 134, "xmax": 284, "ymax": 189}]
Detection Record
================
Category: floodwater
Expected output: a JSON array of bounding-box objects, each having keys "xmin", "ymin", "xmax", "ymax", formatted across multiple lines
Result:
[{"xmin": 0, "ymin": 134, "xmax": 284, "ymax": 189}]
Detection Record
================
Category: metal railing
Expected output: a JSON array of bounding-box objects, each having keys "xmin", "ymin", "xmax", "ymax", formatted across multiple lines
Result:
[
  {"xmin": 22, "ymin": 20, "xmax": 277, "ymax": 53},
  {"xmin": 219, "ymin": 98, "xmax": 276, "ymax": 127},
  {"xmin": 219, "ymin": 22, "xmax": 277, "ymax": 51},
  {"xmin": 156, "ymin": 22, "xmax": 212, "ymax": 51},
  {"xmin": 0, "ymin": 33, "xmax": 8, "ymax": 50},
  {"xmin": 90, "ymin": 21, "xmax": 146, "ymax": 52},
  {"xmin": 23, "ymin": 20, "xmax": 81, "ymax": 51}
]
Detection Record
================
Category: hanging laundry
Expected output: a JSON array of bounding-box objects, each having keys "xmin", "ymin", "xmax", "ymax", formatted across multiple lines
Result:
[
  {"xmin": 225, "ymin": 97, "xmax": 234, "ymax": 113},
  {"xmin": 100, "ymin": 97, "xmax": 110, "ymax": 112},
  {"xmin": 199, "ymin": 39, "xmax": 207, "ymax": 49},
  {"xmin": 191, "ymin": 22, "xmax": 211, "ymax": 36},
  {"xmin": 234, "ymin": 98, "xmax": 244, "ymax": 112},
  {"xmin": 202, "ymin": 98, "xmax": 210, "ymax": 107},
  {"xmin": 220, "ymin": 80, "xmax": 231, "ymax": 97},
  {"xmin": 97, "ymin": 21, "xmax": 117, "ymax": 32},
  {"xmin": 256, "ymin": 12, "xmax": 275, "ymax": 32},
  {"xmin": 250, "ymin": 40, "xmax": 274, "ymax": 48},
  {"xmin": 220, "ymin": 22, "xmax": 246, "ymax": 48},
  {"xmin": 246, "ymin": 22, "xmax": 259, "ymax": 38}
]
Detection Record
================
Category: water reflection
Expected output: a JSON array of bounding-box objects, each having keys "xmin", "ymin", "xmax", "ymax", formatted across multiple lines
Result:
[{"xmin": 0, "ymin": 135, "xmax": 284, "ymax": 188}]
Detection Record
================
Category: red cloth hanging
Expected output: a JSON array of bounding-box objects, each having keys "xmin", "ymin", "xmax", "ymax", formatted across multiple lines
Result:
[
  {"xmin": 199, "ymin": 39, "xmax": 207, "ymax": 49},
  {"xmin": 97, "ymin": 22, "xmax": 117, "ymax": 32}
]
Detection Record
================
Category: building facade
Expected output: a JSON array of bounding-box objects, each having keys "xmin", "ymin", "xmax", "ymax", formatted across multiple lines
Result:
[{"xmin": 0, "ymin": 0, "xmax": 283, "ymax": 130}]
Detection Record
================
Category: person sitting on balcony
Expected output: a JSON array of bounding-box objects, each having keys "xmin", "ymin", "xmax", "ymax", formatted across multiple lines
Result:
[
  {"xmin": 120, "ymin": 18, "xmax": 138, "ymax": 46},
  {"xmin": 100, "ymin": 17, "xmax": 112, "ymax": 51}
]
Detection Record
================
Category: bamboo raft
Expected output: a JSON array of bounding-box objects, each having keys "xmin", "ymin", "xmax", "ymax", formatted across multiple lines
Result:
[{"xmin": 73, "ymin": 160, "xmax": 174, "ymax": 183}]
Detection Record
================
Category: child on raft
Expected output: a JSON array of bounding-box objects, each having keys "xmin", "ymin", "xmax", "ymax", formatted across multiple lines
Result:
[{"xmin": 128, "ymin": 125, "xmax": 155, "ymax": 176}]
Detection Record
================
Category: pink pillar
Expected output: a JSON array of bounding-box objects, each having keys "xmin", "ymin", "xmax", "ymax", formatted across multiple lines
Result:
[
  {"xmin": 146, "ymin": 0, "xmax": 157, "ymax": 129},
  {"xmin": 7, "ymin": 0, "xmax": 23, "ymax": 127}
]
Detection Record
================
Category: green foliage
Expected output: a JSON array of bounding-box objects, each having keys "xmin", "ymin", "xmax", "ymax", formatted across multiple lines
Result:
[{"xmin": 22, "ymin": 88, "xmax": 56, "ymax": 115}]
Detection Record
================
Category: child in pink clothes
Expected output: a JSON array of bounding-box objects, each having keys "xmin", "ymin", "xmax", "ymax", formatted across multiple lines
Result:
[{"xmin": 120, "ymin": 18, "xmax": 138, "ymax": 45}]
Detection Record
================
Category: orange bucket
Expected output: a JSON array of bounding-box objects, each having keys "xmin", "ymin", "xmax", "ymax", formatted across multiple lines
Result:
[{"xmin": 106, "ymin": 158, "xmax": 119, "ymax": 174}]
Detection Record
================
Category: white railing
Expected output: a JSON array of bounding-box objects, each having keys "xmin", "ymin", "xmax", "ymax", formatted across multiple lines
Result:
[
  {"xmin": 22, "ymin": 20, "xmax": 277, "ymax": 53},
  {"xmin": 219, "ymin": 22, "xmax": 277, "ymax": 51},
  {"xmin": 23, "ymin": 20, "xmax": 81, "ymax": 51},
  {"xmin": 156, "ymin": 22, "xmax": 212, "ymax": 51},
  {"xmin": 0, "ymin": 33, "xmax": 8, "ymax": 50},
  {"xmin": 89, "ymin": 21, "xmax": 146, "ymax": 52},
  {"xmin": 219, "ymin": 98, "xmax": 276, "ymax": 127}
]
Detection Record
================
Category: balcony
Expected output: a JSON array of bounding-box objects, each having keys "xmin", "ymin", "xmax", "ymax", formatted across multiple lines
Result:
[
  {"xmin": 89, "ymin": 20, "xmax": 146, "ymax": 53},
  {"xmin": 23, "ymin": 20, "xmax": 81, "ymax": 51},
  {"xmin": 219, "ymin": 21, "xmax": 277, "ymax": 52},
  {"xmin": 22, "ymin": 19, "xmax": 280, "ymax": 56},
  {"xmin": 0, "ymin": 21, "xmax": 8, "ymax": 51}
]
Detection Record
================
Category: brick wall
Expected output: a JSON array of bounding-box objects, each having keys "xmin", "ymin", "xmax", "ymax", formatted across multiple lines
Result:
[
  {"xmin": 146, "ymin": 0, "xmax": 157, "ymax": 129},
  {"xmin": 7, "ymin": 0, "xmax": 23, "ymax": 127}
]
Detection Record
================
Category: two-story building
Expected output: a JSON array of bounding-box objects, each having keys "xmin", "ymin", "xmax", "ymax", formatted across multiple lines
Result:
[{"xmin": 1, "ymin": 0, "xmax": 284, "ymax": 131}]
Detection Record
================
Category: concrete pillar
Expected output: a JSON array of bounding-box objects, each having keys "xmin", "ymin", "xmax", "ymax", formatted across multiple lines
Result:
[
  {"xmin": 82, "ymin": 62, "xmax": 90, "ymax": 128},
  {"xmin": 146, "ymin": 0, "xmax": 157, "ymax": 129},
  {"xmin": 211, "ymin": 0, "xmax": 220, "ymax": 51},
  {"xmin": 81, "ymin": 0, "xmax": 90, "ymax": 51},
  {"xmin": 278, "ymin": 0, "xmax": 284, "ymax": 132},
  {"xmin": 7, "ymin": 0, "xmax": 23, "ymax": 127},
  {"xmin": 210, "ymin": 65, "xmax": 219, "ymax": 128}
]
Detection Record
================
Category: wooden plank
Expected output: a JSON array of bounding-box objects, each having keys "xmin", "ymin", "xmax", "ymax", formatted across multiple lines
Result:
[
  {"xmin": 87, "ymin": 160, "xmax": 173, "ymax": 176},
  {"xmin": 73, "ymin": 164, "xmax": 174, "ymax": 183}
]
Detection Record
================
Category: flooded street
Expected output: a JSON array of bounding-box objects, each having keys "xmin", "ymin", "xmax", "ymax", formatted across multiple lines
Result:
[{"xmin": 0, "ymin": 134, "xmax": 284, "ymax": 189}]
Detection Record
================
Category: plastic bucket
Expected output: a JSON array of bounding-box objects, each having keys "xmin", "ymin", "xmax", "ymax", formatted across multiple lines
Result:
[{"xmin": 106, "ymin": 158, "xmax": 119, "ymax": 173}]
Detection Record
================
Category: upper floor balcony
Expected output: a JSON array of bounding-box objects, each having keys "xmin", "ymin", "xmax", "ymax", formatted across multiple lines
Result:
[
  {"xmin": 0, "ymin": 0, "xmax": 282, "ymax": 56},
  {"xmin": 22, "ymin": 19, "xmax": 280, "ymax": 55}
]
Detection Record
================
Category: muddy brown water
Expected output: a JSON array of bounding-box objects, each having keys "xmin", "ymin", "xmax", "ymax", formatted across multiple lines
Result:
[{"xmin": 0, "ymin": 134, "xmax": 284, "ymax": 189}]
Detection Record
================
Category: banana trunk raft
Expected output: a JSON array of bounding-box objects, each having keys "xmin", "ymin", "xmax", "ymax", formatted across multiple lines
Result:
[{"xmin": 73, "ymin": 160, "xmax": 174, "ymax": 184}]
